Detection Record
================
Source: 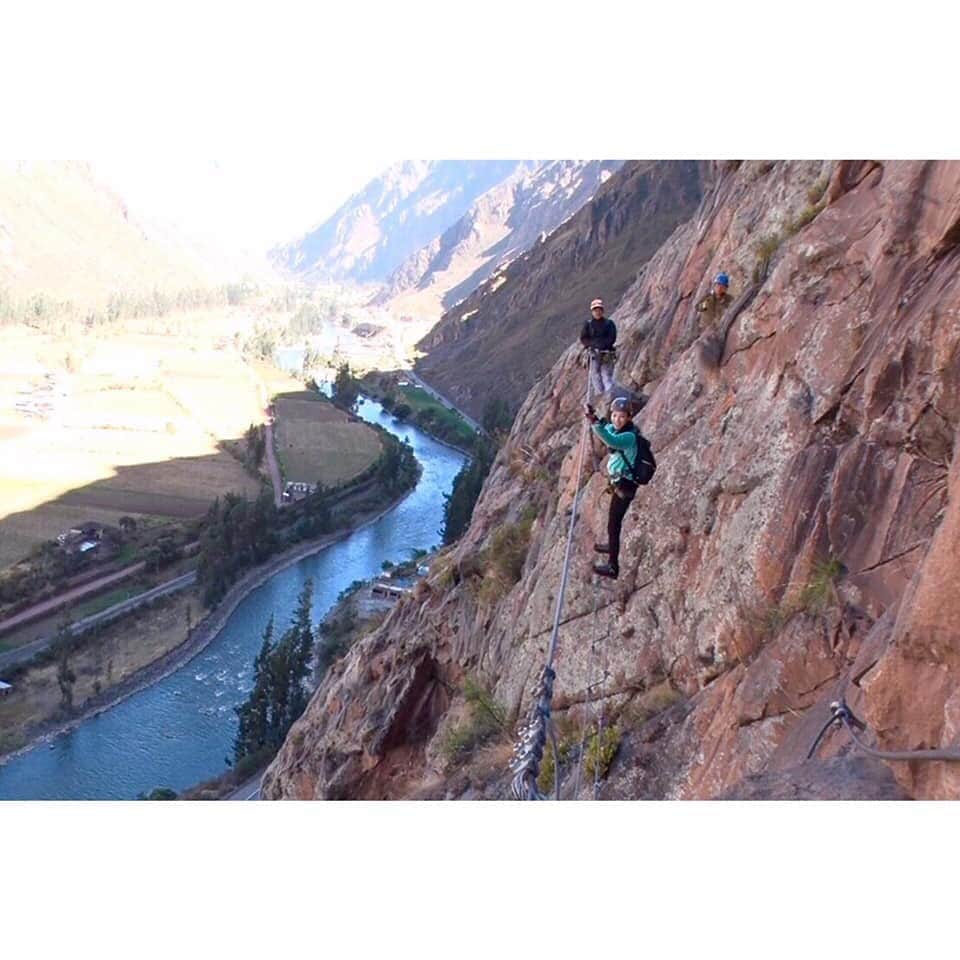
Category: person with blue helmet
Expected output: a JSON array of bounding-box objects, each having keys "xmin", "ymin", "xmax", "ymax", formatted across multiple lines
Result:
[
  {"xmin": 693, "ymin": 271, "xmax": 734, "ymax": 385},
  {"xmin": 697, "ymin": 271, "xmax": 732, "ymax": 326}
]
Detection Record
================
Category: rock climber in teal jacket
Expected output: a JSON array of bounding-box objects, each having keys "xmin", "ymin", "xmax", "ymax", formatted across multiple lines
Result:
[{"xmin": 583, "ymin": 396, "xmax": 656, "ymax": 579}]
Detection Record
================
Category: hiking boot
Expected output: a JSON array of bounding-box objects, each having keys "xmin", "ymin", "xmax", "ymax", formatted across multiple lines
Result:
[
  {"xmin": 593, "ymin": 543, "xmax": 610, "ymax": 554},
  {"xmin": 593, "ymin": 563, "xmax": 619, "ymax": 579}
]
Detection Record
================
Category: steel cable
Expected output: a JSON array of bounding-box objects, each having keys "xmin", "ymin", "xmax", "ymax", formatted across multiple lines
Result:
[{"xmin": 510, "ymin": 370, "xmax": 595, "ymax": 800}]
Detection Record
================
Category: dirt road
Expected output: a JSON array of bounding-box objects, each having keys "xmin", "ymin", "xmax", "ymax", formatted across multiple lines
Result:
[
  {"xmin": 0, "ymin": 560, "xmax": 147, "ymax": 636},
  {"xmin": 264, "ymin": 409, "xmax": 283, "ymax": 508},
  {"xmin": 0, "ymin": 571, "xmax": 197, "ymax": 674}
]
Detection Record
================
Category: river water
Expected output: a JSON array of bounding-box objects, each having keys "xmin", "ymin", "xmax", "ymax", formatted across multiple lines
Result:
[{"xmin": 0, "ymin": 396, "xmax": 464, "ymax": 800}]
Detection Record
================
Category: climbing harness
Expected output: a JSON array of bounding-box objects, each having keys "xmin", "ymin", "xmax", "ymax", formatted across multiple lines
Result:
[
  {"xmin": 510, "ymin": 374, "xmax": 596, "ymax": 800},
  {"xmin": 807, "ymin": 697, "xmax": 960, "ymax": 764},
  {"xmin": 579, "ymin": 347, "xmax": 616, "ymax": 369}
]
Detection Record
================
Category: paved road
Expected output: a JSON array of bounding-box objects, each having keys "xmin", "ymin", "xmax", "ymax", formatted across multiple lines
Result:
[
  {"xmin": 0, "ymin": 571, "xmax": 197, "ymax": 674},
  {"xmin": 407, "ymin": 371, "xmax": 484, "ymax": 434},
  {"xmin": 0, "ymin": 541, "xmax": 200, "ymax": 639},
  {"xmin": 225, "ymin": 772, "xmax": 263, "ymax": 801}
]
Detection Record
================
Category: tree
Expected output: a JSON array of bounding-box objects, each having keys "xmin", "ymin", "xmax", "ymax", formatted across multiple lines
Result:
[
  {"xmin": 244, "ymin": 423, "xmax": 266, "ymax": 468},
  {"xmin": 233, "ymin": 581, "xmax": 316, "ymax": 764},
  {"xmin": 482, "ymin": 396, "xmax": 515, "ymax": 441},
  {"xmin": 234, "ymin": 616, "xmax": 275, "ymax": 761},
  {"xmin": 442, "ymin": 440, "xmax": 495, "ymax": 545},
  {"xmin": 52, "ymin": 611, "xmax": 76, "ymax": 714},
  {"xmin": 332, "ymin": 362, "xmax": 360, "ymax": 412}
]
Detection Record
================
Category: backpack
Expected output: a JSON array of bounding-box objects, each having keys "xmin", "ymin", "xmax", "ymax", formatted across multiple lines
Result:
[{"xmin": 624, "ymin": 425, "xmax": 657, "ymax": 486}]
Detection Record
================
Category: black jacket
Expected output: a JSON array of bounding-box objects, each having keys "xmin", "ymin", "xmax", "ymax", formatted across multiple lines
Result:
[{"xmin": 579, "ymin": 316, "xmax": 617, "ymax": 352}]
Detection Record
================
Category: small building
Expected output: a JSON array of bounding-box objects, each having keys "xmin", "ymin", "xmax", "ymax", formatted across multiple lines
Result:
[
  {"xmin": 58, "ymin": 522, "xmax": 105, "ymax": 553},
  {"xmin": 0, "ymin": 680, "xmax": 12, "ymax": 697},
  {"xmin": 370, "ymin": 581, "xmax": 410, "ymax": 601},
  {"xmin": 282, "ymin": 481, "xmax": 317, "ymax": 503}
]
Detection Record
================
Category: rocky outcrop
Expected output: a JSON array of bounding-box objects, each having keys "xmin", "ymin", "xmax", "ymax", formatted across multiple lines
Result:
[
  {"xmin": 379, "ymin": 160, "xmax": 624, "ymax": 320},
  {"xmin": 413, "ymin": 160, "xmax": 706, "ymax": 420},
  {"xmin": 269, "ymin": 160, "xmax": 521, "ymax": 284},
  {"xmin": 263, "ymin": 160, "xmax": 960, "ymax": 801}
]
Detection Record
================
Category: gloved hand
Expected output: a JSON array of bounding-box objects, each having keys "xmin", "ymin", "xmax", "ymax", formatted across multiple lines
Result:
[{"xmin": 583, "ymin": 403, "xmax": 598, "ymax": 423}]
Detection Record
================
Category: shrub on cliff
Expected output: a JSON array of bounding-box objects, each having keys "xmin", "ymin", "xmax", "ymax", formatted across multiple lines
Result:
[
  {"xmin": 137, "ymin": 787, "xmax": 178, "ymax": 800},
  {"xmin": 583, "ymin": 726, "xmax": 621, "ymax": 782},
  {"xmin": 441, "ymin": 676, "xmax": 507, "ymax": 765}
]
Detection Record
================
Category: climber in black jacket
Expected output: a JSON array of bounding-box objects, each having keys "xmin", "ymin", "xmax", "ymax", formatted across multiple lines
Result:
[{"xmin": 579, "ymin": 297, "xmax": 617, "ymax": 398}]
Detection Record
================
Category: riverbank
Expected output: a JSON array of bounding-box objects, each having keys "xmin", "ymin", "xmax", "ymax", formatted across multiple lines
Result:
[
  {"xmin": 180, "ymin": 564, "xmax": 405, "ymax": 800},
  {"xmin": 359, "ymin": 371, "xmax": 481, "ymax": 457},
  {"xmin": 0, "ymin": 482, "xmax": 419, "ymax": 768}
]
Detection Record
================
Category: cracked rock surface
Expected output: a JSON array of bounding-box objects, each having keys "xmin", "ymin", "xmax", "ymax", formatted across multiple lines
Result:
[{"xmin": 263, "ymin": 160, "xmax": 960, "ymax": 801}]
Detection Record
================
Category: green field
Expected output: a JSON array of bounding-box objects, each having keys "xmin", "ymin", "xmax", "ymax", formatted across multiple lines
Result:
[
  {"xmin": 274, "ymin": 396, "xmax": 382, "ymax": 487},
  {"xmin": 397, "ymin": 385, "xmax": 477, "ymax": 448}
]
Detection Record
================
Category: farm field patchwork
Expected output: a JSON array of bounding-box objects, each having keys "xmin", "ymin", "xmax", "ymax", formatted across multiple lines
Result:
[
  {"xmin": 0, "ymin": 327, "xmax": 264, "ymax": 568},
  {"xmin": 273, "ymin": 393, "xmax": 382, "ymax": 487}
]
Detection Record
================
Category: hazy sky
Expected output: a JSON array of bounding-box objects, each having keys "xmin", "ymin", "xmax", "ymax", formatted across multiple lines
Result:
[{"xmin": 92, "ymin": 154, "xmax": 396, "ymax": 255}]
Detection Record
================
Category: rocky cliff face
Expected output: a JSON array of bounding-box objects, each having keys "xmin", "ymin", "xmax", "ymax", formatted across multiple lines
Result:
[
  {"xmin": 269, "ymin": 160, "xmax": 522, "ymax": 284},
  {"xmin": 379, "ymin": 160, "xmax": 624, "ymax": 321},
  {"xmin": 413, "ymin": 160, "xmax": 706, "ymax": 420},
  {"xmin": 263, "ymin": 160, "xmax": 960, "ymax": 801}
]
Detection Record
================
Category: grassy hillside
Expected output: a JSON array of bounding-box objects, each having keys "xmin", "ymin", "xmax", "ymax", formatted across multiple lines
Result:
[{"xmin": 0, "ymin": 161, "xmax": 212, "ymax": 312}]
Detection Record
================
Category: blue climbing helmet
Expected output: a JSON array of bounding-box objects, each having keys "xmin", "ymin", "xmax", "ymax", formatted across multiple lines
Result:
[{"xmin": 714, "ymin": 272, "xmax": 730, "ymax": 289}]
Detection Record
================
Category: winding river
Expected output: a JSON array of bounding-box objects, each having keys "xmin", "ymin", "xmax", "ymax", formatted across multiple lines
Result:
[{"xmin": 0, "ymin": 395, "xmax": 465, "ymax": 800}]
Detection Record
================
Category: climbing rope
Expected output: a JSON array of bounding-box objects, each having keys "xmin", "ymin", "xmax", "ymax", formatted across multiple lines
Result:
[
  {"xmin": 510, "ymin": 372, "xmax": 595, "ymax": 800},
  {"xmin": 807, "ymin": 698, "xmax": 960, "ymax": 764}
]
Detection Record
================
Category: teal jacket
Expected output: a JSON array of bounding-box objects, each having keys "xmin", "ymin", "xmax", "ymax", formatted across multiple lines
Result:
[{"xmin": 592, "ymin": 420, "xmax": 638, "ymax": 482}]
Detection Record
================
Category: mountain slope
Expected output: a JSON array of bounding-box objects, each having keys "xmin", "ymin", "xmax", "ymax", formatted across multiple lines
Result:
[
  {"xmin": 263, "ymin": 159, "xmax": 960, "ymax": 802},
  {"xmin": 413, "ymin": 160, "xmax": 706, "ymax": 420},
  {"xmin": 379, "ymin": 160, "xmax": 624, "ymax": 321},
  {"xmin": 0, "ymin": 161, "xmax": 213, "ymax": 308},
  {"xmin": 270, "ymin": 160, "xmax": 522, "ymax": 284}
]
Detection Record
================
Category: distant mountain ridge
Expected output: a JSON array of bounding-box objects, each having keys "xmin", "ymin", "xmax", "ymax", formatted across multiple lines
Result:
[
  {"xmin": 414, "ymin": 160, "xmax": 707, "ymax": 419},
  {"xmin": 269, "ymin": 160, "xmax": 523, "ymax": 284},
  {"xmin": 379, "ymin": 159, "xmax": 625, "ymax": 320}
]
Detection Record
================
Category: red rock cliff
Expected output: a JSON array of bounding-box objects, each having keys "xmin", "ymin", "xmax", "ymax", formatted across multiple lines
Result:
[{"xmin": 262, "ymin": 160, "xmax": 960, "ymax": 801}]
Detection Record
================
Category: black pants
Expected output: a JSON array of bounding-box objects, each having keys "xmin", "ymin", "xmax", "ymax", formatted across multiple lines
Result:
[{"xmin": 607, "ymin": 481, "xmax": 636, "ymax": 573}]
